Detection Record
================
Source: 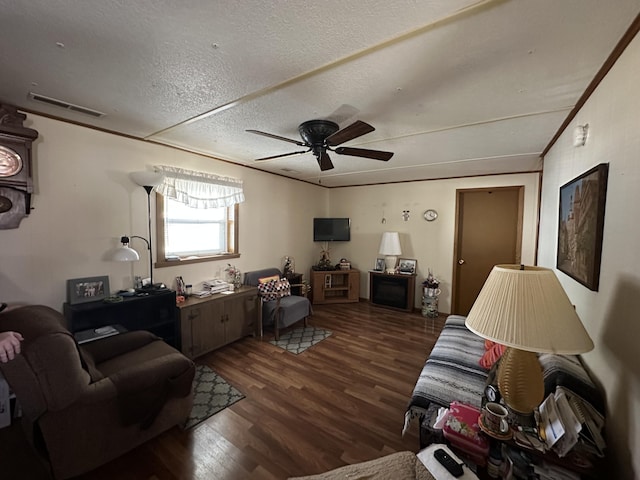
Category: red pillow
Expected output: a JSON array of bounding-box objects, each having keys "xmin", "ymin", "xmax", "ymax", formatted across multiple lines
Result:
[{"xmin": 479, "ymin": 340, "xmax": 506, "ymax": 369}]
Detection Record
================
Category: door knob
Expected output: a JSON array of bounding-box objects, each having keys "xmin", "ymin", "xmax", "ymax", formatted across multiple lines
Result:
[{"xmin": 458, "ymin": 259, "xmax": 465, "ymax": 265}]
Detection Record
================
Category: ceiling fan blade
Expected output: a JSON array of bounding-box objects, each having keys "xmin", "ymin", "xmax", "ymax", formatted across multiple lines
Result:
[
  {"xmin": 335, "ymin": 147, "xmax": 394, "ymax": 161},
  {"xmin": 326, "ymin": 120, "xmax": 375, "ymax": 146},
  {"xmin": 246, "ymin": 129, "xmax": 306, "ymax": 147},
  {"xmin": 255, "ymin": 149, "xmax": 310, "ymax": 161},
  {"xmin": 318, "ymin": 151, "xmax": 334, "ymax": 171}
]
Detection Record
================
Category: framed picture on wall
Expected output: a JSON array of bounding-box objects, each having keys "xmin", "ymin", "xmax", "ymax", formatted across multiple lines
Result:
[
  {"xmin": 67, "ymin": 276, "xmax": 110, "ymax": 305},
  {"xmin": 557, "ymin": 163, "xmax": 609, "ymax": 291}
]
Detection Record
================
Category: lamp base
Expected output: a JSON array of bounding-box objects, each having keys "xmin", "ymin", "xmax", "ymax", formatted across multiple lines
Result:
[{"xmin": 497, "ymin": 347, "xmax": 544, "ymax": 414}]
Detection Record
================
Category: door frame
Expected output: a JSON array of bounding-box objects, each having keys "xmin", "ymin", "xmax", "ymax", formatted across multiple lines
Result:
[{"xmin": 450, "ymin": 186, "xmax": 524, "ymax": 314}]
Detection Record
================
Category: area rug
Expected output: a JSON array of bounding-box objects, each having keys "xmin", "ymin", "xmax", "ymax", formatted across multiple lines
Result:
[
  {"xmin": 183, "ymin": 364, "xmax": 245, "ymax": 429},
  {"xmin": 269, "ymin": 325, "xmax": 332, "ymax": 354}
]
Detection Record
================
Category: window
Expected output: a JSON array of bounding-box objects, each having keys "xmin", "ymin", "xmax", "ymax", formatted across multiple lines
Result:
[{"xmin": 156, "ymin": 193, "xmax": 239, "ymax": 267}]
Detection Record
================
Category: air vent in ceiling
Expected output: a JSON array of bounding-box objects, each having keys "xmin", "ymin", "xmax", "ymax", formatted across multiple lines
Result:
[{"xmin": 28, "ymin": 92, "xmax": 106, "ymax": 118}]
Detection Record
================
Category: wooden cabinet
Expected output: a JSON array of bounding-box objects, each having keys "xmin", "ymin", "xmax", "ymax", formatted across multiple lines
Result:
[
  {"xmin": 311, "ymin": 269, "xmax": 360, "ymax": 304},
  {"xmin": 64, "ymin": 290, "xmax": 179, "ymax": 348},
  {"xmin": 177, "ymin": 286, "xmax": 260, "ymax": 359},
  {"xmin": 369, "ymin": 271, "xmax": 416, "ymax": 312}
]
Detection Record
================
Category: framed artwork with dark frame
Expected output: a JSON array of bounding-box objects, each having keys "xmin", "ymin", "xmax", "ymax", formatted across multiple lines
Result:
[
  {"xmin": 557, "ymin": 163, "xmax": 609, "ymax": 291},
  {"xmin": 398, "ymin": 258, "xmax": 417, "ymax": 275},
  {"xmin": 67, "ymin": 276, "xmax": 110, "ymax": 304}
]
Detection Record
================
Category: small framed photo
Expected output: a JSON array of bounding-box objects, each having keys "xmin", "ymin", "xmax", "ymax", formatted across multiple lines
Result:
[
  {"xmin": 374, "ymin": 257, "xmax": 386, "ymax": 271},
  {"xmin": 398, "ymin": 258, "xmax": 417, "ymax": 275},
  {"xmin": 67, "ymin": 276, "xmax": 110, "ymax": 305}
]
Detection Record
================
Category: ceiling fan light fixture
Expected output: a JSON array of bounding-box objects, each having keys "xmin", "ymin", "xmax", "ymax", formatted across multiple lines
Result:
[
  {"xmin": 298, "ymin": 120, "xmax": 339, "ymax": 146},
  {"xmin": 247, "ymin": 118, "xmax": 393, "ymax": 171}
]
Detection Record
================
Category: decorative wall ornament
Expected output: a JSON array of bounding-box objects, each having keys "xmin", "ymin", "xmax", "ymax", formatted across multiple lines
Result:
[{"xmin": 0, "ymin": 104, "xmax": 39, "ymax": 229}]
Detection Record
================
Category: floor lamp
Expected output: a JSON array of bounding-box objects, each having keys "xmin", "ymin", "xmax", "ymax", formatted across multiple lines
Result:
[
  {"xmin": 113, "ymin": 171, "xmax": 164, "ymax": 289},
  {"xmin": 465, "ymin": 265, "xmax": 594, "ymax": 414}
]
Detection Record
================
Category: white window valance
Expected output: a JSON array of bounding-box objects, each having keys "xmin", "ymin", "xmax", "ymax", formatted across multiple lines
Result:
[{"xmin": 154, "ymin": 165, "xmax": 244, "ymax": 208}]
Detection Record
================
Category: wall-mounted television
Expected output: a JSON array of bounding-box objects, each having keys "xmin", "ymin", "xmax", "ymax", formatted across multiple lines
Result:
[{"xmin": 313, "ymin": 218, "xmax": 351, "ymax": 242}]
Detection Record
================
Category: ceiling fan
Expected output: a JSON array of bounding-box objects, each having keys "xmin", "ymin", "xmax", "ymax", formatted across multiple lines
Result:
[{"xmin": 246, "ymin": 119, "xmax": 394, "ymax": 171}]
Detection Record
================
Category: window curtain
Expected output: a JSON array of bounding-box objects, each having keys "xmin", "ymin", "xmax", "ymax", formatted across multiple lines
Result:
[{"xmin": 154, "ymin": 165, "xmax": 244, "ymax": 208}]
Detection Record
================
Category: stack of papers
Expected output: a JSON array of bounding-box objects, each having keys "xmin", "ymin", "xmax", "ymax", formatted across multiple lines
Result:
[
  {"xmin": 538, "ymin": 388, "xmax": 606, "ymax": 458},
  {"xmin": 203, "ymin": 279, "xmax": 231, "ymax": 293},
  {"xmin": 193, "ymin": 290, "xmax": 212, "ymax": 298}
]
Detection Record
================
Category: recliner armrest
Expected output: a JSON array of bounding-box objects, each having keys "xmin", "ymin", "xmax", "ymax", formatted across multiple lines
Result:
[{"xmin": 81, "ymin": 330, "xmax": 160, "ymax": 364}]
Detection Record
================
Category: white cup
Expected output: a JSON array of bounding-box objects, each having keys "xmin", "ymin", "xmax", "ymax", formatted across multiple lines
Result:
[{"xmin": 482, "ymin": 402, "xmax": 509, "ymax": 434}]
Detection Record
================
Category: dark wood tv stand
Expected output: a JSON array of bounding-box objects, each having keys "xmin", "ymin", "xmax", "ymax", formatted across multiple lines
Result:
[{"xmin": 369, "ymin": 271, "xmax": 416, "ymax": 312}]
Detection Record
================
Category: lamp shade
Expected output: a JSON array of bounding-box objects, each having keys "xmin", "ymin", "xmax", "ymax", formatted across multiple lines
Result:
[
  {"xmin": 378, "ymin": 232, "xmax": 402, "ymax": 256},
  {"xmin": 112, "ymin": 236, "xmax": 141, "ymax": 262},
  {"xmin": 130, "ymin": 170, "xmax": 164, "ymax": 188},
  {"xmin": 465, "ymin": 265, "xmax": 593, "ymax": 354},
  {"xmin": 113, "ymin": 246, "xmax": 140, "ymax": 262}
]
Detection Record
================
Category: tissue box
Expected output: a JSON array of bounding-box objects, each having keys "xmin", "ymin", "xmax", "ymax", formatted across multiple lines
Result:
[{"xmin": 443, "ymin": 401, "xmax": 489, "ymax": 466}]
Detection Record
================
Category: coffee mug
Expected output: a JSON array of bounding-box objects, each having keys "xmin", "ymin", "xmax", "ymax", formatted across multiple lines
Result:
[{"xmin": 482, "ymin": 402, "xmax": 509, "ymax": 434}]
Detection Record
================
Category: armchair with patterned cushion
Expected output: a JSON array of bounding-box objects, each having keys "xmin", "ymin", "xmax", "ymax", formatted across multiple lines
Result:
[
  {"xmin": 244, "ymin": 268, "xmax": 312, "ymax": 340},
  {"xmin": 0, "ymin": 305, "xmax": 195, "ymax": 479}
]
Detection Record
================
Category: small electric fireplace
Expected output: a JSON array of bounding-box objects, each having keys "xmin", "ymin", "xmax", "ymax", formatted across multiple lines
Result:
[{"xmin": 369, "ymin": 271, "xmax": 415, "ymax": 312}]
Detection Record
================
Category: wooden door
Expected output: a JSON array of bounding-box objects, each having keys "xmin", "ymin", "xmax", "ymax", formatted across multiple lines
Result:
[{"xmin": 452, "ymin": 187, "xmax": 523, "ymax": 315}]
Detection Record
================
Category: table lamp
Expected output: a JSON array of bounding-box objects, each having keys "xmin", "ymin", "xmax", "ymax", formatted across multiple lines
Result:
[
  {"xmin": 378, "ymin": 232, "xmax": 402, "ymax": 274},
  {"xmin": 465, "ymin": 265, "xmax": 594, "ymax": 414}
]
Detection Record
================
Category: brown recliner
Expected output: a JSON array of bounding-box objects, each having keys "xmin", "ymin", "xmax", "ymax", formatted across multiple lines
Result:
[{"xmin": 0, "ymin": 305, "xmax": 195, "ymax": 479}]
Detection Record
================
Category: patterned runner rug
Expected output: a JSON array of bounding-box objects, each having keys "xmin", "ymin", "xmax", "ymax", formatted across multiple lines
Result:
[
  {"xmin": 269, "ymin": 325, "xmax": 332, "ymax": 354},
  {"xmin": 183, "ymin": 364, "xmax": 245, "ymax": 429}
]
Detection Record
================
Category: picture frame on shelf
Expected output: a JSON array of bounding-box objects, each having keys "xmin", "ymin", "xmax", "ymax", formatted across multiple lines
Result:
[
  {"xmin": 398, "ymin": 258, "xmax": 417, "ymax": 275},
  {"xmin": 557, "ymin": 163, "xmax": 609, "ymax": 291},
  {"xmin": 374, "ymin": 257, "xmax": 385, "ymax": 271},
  {"xmin": 67, "ymin": 276, "xmax": 110, "ymax": 305}
]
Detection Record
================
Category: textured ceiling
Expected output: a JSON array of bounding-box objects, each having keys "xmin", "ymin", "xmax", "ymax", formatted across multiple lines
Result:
[{"xmin": 1, "ymin": 0, "xmax": 639, "ymax": 186}]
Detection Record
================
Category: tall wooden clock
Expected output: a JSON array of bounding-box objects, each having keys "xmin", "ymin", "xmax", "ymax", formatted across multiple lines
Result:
[{"xmin": 0, "ymin": 104, "xmax": 39, "ymax": 229}]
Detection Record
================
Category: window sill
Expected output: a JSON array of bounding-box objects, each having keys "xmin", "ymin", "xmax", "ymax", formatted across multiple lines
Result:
[{"xmin": 155, "ymin": 253, "xmax": 240, "ymax": 268}]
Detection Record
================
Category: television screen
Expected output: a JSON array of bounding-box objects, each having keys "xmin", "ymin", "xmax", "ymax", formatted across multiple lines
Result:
[{"xmin": 313, "ymin": 218, "xmax": 350, "ymax": 242}]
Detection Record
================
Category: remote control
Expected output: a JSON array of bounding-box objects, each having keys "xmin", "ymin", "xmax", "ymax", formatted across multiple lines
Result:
[{"xmin": 434, "ymin": 448, "xmax": 464, "ymax": 477}]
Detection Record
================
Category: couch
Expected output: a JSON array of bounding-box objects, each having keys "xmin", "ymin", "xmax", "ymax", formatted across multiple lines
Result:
[
  {"xmin": 404, "ymin": 315, "xmax": 606, "ymax": 447},
  {"xmin": 0, "ymin": 305, "xmax": 195, "ymax": 479}
]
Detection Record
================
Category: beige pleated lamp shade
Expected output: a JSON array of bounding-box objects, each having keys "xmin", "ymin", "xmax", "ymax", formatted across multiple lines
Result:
[{"xmin": 465, "ymin": 265, "xmax": 594, "ymax": 354}]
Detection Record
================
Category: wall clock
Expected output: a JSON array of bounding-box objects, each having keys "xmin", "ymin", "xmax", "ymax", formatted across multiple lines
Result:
[
  {"xmin": 0, "ymin": 104, "xmax": 39, "ymax": 229},
  {"xmin": 423, "ymin": 209, "xmax": 438, "ymax": 222}
]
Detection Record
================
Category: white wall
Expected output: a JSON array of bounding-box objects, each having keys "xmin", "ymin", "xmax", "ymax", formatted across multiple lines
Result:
[
  {"xmin": 0, "ymin": 114, "xmax": 328, "ymax": 309},
  {"xmin": 327, "ymin": 173, "xmax": 540, "ymax": 312},
  {"xmin": 538, "ymin": 34, "xmax": 640, "ymax": 479}
]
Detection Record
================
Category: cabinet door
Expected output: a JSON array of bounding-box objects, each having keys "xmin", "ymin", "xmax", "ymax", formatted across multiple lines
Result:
[
  {"xmin": 223, "ymin": 296, "xmax": 245, "ymax": 344},
  {"xmin": 348, "ymin": 271, "xmax": 360, "ymax": 302},
  {"xmin": 240, "ymin": 291, "xmax": 260, "ymax": 337},
  {"xmin": 191, "ymin": 302, "xmax": 226, "ymax": 356},
  {"xmin": 311, "ymin": 271, "xmax": 325, "ymax": 303}
]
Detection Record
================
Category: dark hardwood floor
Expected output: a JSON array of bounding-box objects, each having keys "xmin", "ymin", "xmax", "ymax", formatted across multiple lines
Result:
[{"xmin": 1, "ymin": 302, "xmax": 445, "ymax": 479}]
